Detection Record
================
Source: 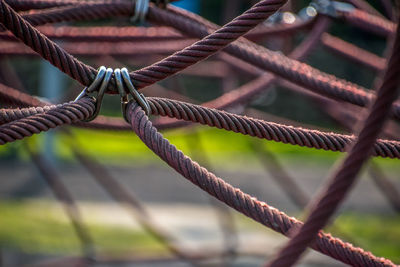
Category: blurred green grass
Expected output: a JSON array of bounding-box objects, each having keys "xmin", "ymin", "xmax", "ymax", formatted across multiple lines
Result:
[
  {"xmin": 1, "ymin": 126, "xmax": 399, "ymax": 173},
  {"xmin": 0, "ymin": 200, "xmax": 399, "ymax": 263},
  {"xmin": 0, "ymin": 200, "xmax": 166, "ymax": 256}
]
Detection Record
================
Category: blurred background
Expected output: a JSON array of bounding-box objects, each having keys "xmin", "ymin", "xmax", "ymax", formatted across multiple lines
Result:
[{"xmin": 0, "ymin": 0, "xmax": 399, "ymax": 266}]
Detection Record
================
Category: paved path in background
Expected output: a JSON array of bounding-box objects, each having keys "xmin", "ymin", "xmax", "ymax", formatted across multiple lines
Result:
[{"xmin": 1, "ymin": 161, "xmax": 399, "ymax": 266}]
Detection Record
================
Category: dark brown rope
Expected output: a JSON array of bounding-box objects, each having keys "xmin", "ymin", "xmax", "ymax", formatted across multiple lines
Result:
[
  {"xmin": 0, "ymin": 0, "xmax": 287, "ymax": 92},
  {"xmin": 267, "ymin": 10, "xmax": 400, "ymax": 267},
  {"xmin": 3, "ymin": 1, "xmax": 400, "ymax": 122},
  {"xmin": 3, "ymin": 95, "xmax": 400, "ymax": 159},
  {"xmin": 0, "ymin": 97, "xmax": 95, "ymax": 145},
  {"xmin": 152, "ymin": 6, "xmax": 400, "ymax": 121},
  {"xmin": 127, "ymin": 101, "xmax": 396, "ymax": 267}
]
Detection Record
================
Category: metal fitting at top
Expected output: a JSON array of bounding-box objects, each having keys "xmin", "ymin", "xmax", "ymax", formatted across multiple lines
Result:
[
  {"xmin": 131, "ymin": 0, "xmax": 150, "ymax": 23},
  {"xmin": 310, "ymin": 0, "xmax": 355, "ymax": 18}
]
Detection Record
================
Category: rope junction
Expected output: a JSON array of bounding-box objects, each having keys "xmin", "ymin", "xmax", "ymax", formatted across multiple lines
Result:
[{"xmin": 0, "ymin": 0, "xmax": 399, "ymax": 266}]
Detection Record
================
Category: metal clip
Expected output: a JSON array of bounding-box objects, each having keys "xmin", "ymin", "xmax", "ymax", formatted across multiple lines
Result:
[
  {"xmin": 131, "ymin": 0, "xmax": 150, "ymax": 23},
  {"xmin": 311, "ymin": 0, "xmax": 354, "ymax": 17},
  {"xmin": 75, "ymin": 66, "xmax": 113, "ymax": 122},
  {"xmin": 115, "ymin": 67, "xmax": 150, "ymax": 122}
]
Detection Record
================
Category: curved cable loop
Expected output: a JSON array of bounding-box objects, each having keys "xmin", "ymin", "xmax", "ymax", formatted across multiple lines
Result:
[
  {"xmin": 115, "ymin": 67, "xmax": 150, "ymax": 121},
  {"xmin": 75, "ymin": 66, "xmax": 113, "ymax": 122}
]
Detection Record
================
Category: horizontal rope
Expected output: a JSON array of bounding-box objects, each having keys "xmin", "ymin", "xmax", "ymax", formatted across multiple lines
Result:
[{"xmin": 0, "ymin": 97, "xmax": 95, "ymax": 145}]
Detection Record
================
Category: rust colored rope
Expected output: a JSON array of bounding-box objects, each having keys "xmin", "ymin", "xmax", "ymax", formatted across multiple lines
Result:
[
  {"xmin": 0, "ymin": 82, "xmax": 44, "ymax": 108},
  {"xmin": 0, "ymin": 97, "xmax": 95, "ymax": 145},
  {"xmin": 0, "ymin": 39, "xmax": 195, "ymax": 57},
  {"xmin": 322, "ymin": 33, "xmax": 386, "ymax": 72},
  {"xmin": 0, "ymin": 0, "xmax": 287, "ymax": 92},
  {"xmin": 0, "ymin": 19, "xmax": 314, "ymax": 43},
  {"xmin": 267, "ymin": 12, "xmax": 400, "ymax": 267},
  {"xmin": 146, "ymin": 97, "xmax": 400, "ymax": 159},
  {"xmin": 152, "ymin": 6, "xmax": 400, "ymax": 120},
  {"xmin": 343, "ymin": 8, "xmax": 396, "ymax": 37},
  {"xmin": 127, "ymin": 101, "xmax": 396, "ymax": 267},
  {"xmin": 4, "ymin": 94, "xmax": 400, "ymax": 159},
  {"xmin": 6, "ymin": 0, "xmax": 180, "ymax": 11},
  {"xmin": 3, "ymin": 1, "xmax": 400, "ymax": 121}
]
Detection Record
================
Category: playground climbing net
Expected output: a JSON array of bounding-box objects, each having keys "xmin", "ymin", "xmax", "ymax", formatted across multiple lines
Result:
[{"xmin": 0, "ymin": 0, "xmax": 399, "ymax": 266}]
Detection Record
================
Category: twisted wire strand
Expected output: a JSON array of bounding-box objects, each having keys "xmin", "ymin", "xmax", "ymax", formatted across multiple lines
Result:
[
  {"xmin": 0, "ymin": 0, "xmax": 287, "ymax": 92},
  {"xmin": 2, "ymin": 0, "xmax": 400, "ymax": 121},
  {"xmin": 0, "ymin": 20, "xmax": 314, "ymax": 43},
  {"xmin": 267, "ymin": 11, "xmax": 400, "ymax": 267},
  {"xmin": 150, "ymin": 6, "xmax": 400, "ymax": 120},
  {"xmin": 146, "ymin": 97, "xmax": 400, "ymax": 159},
  {"xmin": 3, "ymin": 91, "xmax": 400, "ymax": 159},
  {"xmin": 126, "ymin": 0, "xmax": 287, "ymax": 88},
  {"xmin": 0, "ymin": 0, "xmax": 98, "ymax": 86},
  {"xmin": 128, "ymin": 102, "xmax": 396, "ymax": 267},
  {"xmin": 0, "ymin": 97, "xmax": 95, "ymax": 145}
]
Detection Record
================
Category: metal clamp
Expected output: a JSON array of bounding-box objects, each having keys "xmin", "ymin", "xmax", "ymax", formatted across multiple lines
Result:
[
  {"xmin": 311, "ymin": 0, "xmax": 354, "ymax": 17},
  {"xmin": 115, "ymin": 67, "xmax": 151, "ymax": 122},
  {"xmin": 75, "ymin": 66, "xmax": 113, "ymax": 122},
  {"xmin": 131, "ymin": 0, "xmax": 150, "ymax": 23}
]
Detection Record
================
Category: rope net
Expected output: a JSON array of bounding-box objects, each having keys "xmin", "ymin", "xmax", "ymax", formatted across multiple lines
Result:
[{"xmin": 0, "ymin": 0, "xmax": 399, "ymax": 266}]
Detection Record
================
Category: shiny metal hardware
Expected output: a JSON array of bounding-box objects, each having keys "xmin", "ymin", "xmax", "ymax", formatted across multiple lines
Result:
[
  {"xmin": 115, "ymin": 67, "xmax": 151, "ymax": 122},
  {"xmin": 311, "ymin": 0, "xmax": 355, "ymax": 17},
  {"xmin": 131, "ymin": 0, "xmax": 150, "ymax": 23},
  {"xmin": 75, "ymin": 66, "xmax": 113, "ymax": 122}
]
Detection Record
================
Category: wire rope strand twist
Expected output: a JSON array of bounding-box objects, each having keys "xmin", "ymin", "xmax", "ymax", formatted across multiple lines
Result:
[
  {"xmin": 127, "ymin": 101, "xmax": 396, "ymax": 267},
  {"xmin": 267, "ymin": 7, "xmax": 400, "ymax": 267},
  {"xmin": 0, "ymin": 97, "xmax": 95, "ymax": 145},
  {"xmin": 0, "ymin": 0, "xmax": 287, "ymax": 93}
]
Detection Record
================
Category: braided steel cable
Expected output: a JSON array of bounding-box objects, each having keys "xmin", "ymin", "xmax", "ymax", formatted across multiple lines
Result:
[
  {"xmin": 267, "ymin": 11, "xmax": 400, "ymax": 267},
  {"xmin": 150, "ymin": 6, "xmax": 400, "ymax": 120},
  {"xmin": 4, "ymin": 93, "xmax": 400, "ymax": 159},
  {"xmin": 127, "ymin": 101, "xmax": 396, "ymax": 267},
  {"xmin": 3, "ymin": 0, "xmax": 400, "ymax": 122},
  {"xmin": 0, "ymin": 18, "xmax": 315, "ymax": 43},
  {"xmin": 0, "ymin": 0, "xmax": 287, "ymax": 92},
  {"xmin": 146, "ymin": 97, "xmax": 400, "ymax": 159},
  {"xmin": 0, "ymin": 97, "xmax": 95, "ymax": 145}
]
